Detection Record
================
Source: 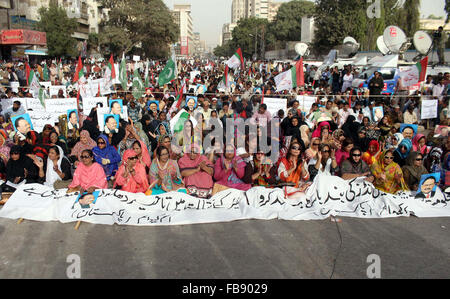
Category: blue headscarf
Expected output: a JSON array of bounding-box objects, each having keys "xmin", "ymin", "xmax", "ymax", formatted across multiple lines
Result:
[
  {"xmin": 394, "ymin": 138, "xmax": 412, "ymax": 160},
  {"xmin": 92, "ymin": 134, "xmax": 121, "ymax": 178}
]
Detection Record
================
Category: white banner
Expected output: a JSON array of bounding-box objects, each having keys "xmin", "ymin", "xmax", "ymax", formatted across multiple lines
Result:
[
  {"xmin": 49, "ymin": 85, "xmax": 67, "ymax": 97},
  {"xmin": 26, "ymin": 98, "xmax": 45, "ymax": 111},
  {"xmin": 264, "ymin": 97, "xmax": 287, "ymax": 117},
  {"xmin": 45, "ymin": 98, "xmax": 77, "ymax": 116},
  {"xmin": 28, "ymin": 111, "xmax": 59, "ymax": 133},
  {"xmin": 0, "ymin": 175, "xmax": 448, "ymax": 226},
  {"xmin": 297, "ymin": 95, "xmax": 316, "ymax": 113},
  {"xmin": 421, "ymin": 99, "xmax": 438, "ymax": 120}
]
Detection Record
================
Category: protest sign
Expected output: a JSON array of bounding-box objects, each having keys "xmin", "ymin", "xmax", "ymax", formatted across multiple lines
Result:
[
  {"xmin": 26, "ymin": 98, "xmax": 45, "ymax": 111},
  {"xmin": 28, "ymin": 111, "xmax": 58, "ymax": 133},
  {"xmin": 82, "ymin": 97, "xmax": 108, "ymax": 115},
  {"xmin": 0, "ymin": 174, "xmax": 448, "ymax": 226},
  {"xmin": 45, "ymin": 98, "xmax": 77, "ymax": 116},
  {"xmin": 421, "ymin": 99, "xmax": 438, "ymax": 119},
  {"xmin": 297, "ymin": 95, "xmax": 316, "ymax": 112},
  {"xmin": 10, "ymin": 82, "xmax": 19, "ymax": 93},
  {"xmin": 264, "ymin": 97, "xmax": 287, "ymax": 117},
  {"xmin": 49, "ymin": 85, "xmax": 67, "ymax": 97}
]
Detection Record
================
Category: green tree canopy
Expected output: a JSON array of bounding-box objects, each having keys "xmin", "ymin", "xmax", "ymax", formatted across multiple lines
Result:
[
  {"xmin": 100, "ymin": 0, "xmax": 179, "ymax": 58},
  {"xmin": 270, "ymin": 0, "xmax": 315, "ymax": 43},
  {"xmin": 35, "ymin": 3, "xmax": 78, "ymax": 57}
]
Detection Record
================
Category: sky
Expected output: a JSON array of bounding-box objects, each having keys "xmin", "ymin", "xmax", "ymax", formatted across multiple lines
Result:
[{"xmin": 162, "ymin": 0, "xmax": 447, "ymax": 49}]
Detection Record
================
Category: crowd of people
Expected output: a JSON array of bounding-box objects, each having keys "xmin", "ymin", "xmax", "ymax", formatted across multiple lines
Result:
[{"xmin": 0, "ymin": 56, "xmax": 449, "ymax": 200}]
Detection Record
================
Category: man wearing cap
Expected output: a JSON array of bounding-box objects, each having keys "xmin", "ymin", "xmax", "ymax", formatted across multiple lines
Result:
[{"xmin": 389, "ymin": 104, "xmax": 403, "ymax": 124}]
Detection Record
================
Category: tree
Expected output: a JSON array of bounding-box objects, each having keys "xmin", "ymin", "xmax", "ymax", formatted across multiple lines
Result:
[
  {"xmin": 35, "ymin": 3, "xmax": 78, "ymax": 57},
  {"xmin": 394, "ymin": 0, "xmax": 420, "ymax": 37},
  {"xmin": 269, "ymin": 0, "xmax": 315, "ymax": 43},
  {"xmin": 100, "ymin": 0, "xmax": 179, "ymax": 58},
  {"xmin": 230, "ymin": 17, "xmax": 275, "ymax": 59},
  {"xmin": 213, "ymin": 41, "xmax": 234, "ymax": 58}
]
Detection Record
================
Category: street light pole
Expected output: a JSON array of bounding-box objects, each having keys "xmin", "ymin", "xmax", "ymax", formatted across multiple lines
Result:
[{"xmin": 254, "ymin": 27, "xmax": 258, "ymax": 61}]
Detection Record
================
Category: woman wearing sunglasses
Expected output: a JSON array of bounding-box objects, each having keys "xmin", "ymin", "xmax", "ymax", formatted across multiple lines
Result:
[
  {"xmin": 92, "ymin": 135, "xmax": 121, "ymax": 182},
  {"xmin": 402, "ymin": 152, "xmax": 428, "ymax": 191},
  {"xmin": 278, "ymin": 141, "xmax": 310, "ymax": 198},
  {"xmin": 370, "ymin": 149, "xmax": 408, "ymax": 194},
  {"xmin": 114, "ymin": 149, "xmax": 149, "ymax": 193},
  {"xmin": 309, "ymin": 144, "xmax": 338, "ymax": 181},
  {"xmin": 340, "ymin": 147, "xmax": 374, "ymax": 183},
  {"xmin": 67, "ymin": 149, "xmax": 107, "ymax": 194}
]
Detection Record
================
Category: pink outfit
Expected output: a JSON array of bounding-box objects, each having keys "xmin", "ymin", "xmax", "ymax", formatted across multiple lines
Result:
[
  {"xmin": 214, "ymin": 154, "xmax": 251, "ymax": 191},
  {"xmin": 114, "ymin": 149, "xmax": 149, "ymax": 193},
  {"xmin": 69, "ymin": 162, "xmax": 108, "ymax": 190}
]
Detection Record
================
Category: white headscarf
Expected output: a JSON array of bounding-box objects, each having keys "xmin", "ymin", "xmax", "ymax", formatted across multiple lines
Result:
[{"xmin": 44, "ymin": 145, "xmax": 64, "ymax": 187}]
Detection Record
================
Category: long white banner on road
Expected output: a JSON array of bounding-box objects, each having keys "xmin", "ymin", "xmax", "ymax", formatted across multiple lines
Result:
[{"xmin": 1, "ymin": 174, "xmax": 449, "ymax": 226}]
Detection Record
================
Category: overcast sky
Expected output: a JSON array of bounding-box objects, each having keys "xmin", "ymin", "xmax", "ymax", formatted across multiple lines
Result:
[{"xmin": 163, "ymin": 0, "xmax": 447, "ymax": 48}]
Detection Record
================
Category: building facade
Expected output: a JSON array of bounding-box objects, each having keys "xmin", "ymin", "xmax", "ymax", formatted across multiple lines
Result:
[{"xmin": 172, "ymin": 4, "xmax": 194, "ymax": 57}]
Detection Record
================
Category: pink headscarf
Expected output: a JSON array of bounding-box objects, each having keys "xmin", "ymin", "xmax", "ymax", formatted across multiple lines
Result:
[
  {"xmin": 71, "ymin": 130, "xmax": 97, "ymax": 161},
  {"xmin": 311, "ymin": 121, "xmax": 331, "ymax": 138}
]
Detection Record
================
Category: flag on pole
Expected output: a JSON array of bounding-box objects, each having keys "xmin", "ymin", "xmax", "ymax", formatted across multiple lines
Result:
[
  {"xmin": 132, "ymin": 68, "xmax": 144, "ymax": 99},
  {"xmin": 169, "ymin": 108, "xmax": 197, "ymax": 134},
  {"xmin": 27, "ymin": 70, "xmax": 41, "ymax": 98},
  {"xmin": 158, "ymin": 58, "xmax": 176, "ymax": 87},
  {"xmin": 25, "ymin": 63, "xmax": 32, "ymax": 85},
  {"xmin": 119, "ymin": 53, "xmax": 128, "ymax": 91},
  {"xmin": 398, "ymin": 56, "xmax": 428, "ymax": 87},
  {"xmin": 104, "ymin": 54, "xmax": 116, "ymax": 93},
  {"xmin": 226, "ymin": 48, "xmax": 244, "ymax": 69},
  {"xmin": 38, "ymin": 87, "xmax": 48, "ymax": 108},
  {"xmin": 144, "ymin": 59, "xmax": 150, "ymax": 88},
  {"xmin": 274, "ymin": 59, "xmax": 305, "ymax": 92},
  {"xmin": 73, "ymin": 56, "xmax": 84, "ymax": 83},
  {"xmin": 218, "ymin": 65, "xmax": 230, "ymax": 90}
]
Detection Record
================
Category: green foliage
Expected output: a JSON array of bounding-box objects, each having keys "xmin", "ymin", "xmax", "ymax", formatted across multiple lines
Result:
[
  {"xmin": 270, "ymin": 0, "xmax": 315, "ymax": 42},
  {"xmin": 100, "ymin": 0, "xmax": 179, "ymax": 58},
  {"xmin": 35, "ymin": 3, "xmax": 78, "ymax": 57},
  {"xmin": 213, "ymin": 41, "xmax": 234, "ymax": 58}
]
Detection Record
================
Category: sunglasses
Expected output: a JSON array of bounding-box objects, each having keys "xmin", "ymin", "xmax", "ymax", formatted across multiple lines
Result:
[
  {"xmin": 97, "ymin": 141, "xmax": 106, "ymax": 144},
  {"xmin": 291, "ymin": 146, "xmax": 300, "ymax": 150},
  {"xmin": 313, "ymin": 143, "xmax": 320, "ymax": 146},
  {"xmin": 11, "ymin": 152, "xmax": 20, "ymax": 155},
  {"xmin": 80, "ymin": 155, "xmax": 91, "ymax": 159},
  {"xmin": 384, "ymin": 156, "xmax": 394, "ymax": 160},
  {"xmin": 415, "ymin": 158, "xmax": 423, "ymax": 161},
  {"xmin": 322, "ymin": 150, "xmax": 330, "ymax": 153},
  {"xmin": 128, "ymin": 156, "xmax": 138, "ymax": 160},
  {"xmin": 352, "ymin": 154, "xmax": 361, "ymax": 157}
]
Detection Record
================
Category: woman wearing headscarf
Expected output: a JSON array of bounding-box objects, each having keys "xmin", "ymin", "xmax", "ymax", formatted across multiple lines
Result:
[
  {"xmin": 1, "ymin": 145, "xmax": 41, "ymax": 192},
  {"xmin": 118, "ymin": 123, "xmax": 142, "ymax": 158},
  {"xmin": 179, "ymin": 143, "xmax": 214, "ymax": 198},
  {"xmin": 311, "ymin": 121, "xmax": 331, "ymax": 139},
  {"xmin": 393, "ymin": 138, "xmax": 413, "ymax": 167},
  {"xmin": 424, "ymin": 147, "xmax": 445, "ymax": 187},
  {"xmin": 412, "ymin": 133, "xmax": 431, "ymax": 156},
  {"xmin": 371, "ymin": 149, "xmax": 409, "ymax": 194},
  {"xmin": 114, "ymin": 149, "xmax": 149, "ymax": 193},
  {"xmin": 284, "ymin": 116, "xmax": 302, "ymax": 141},
  {"xmin": 402, "ymin": 151, "xmax": 428, "ymax": 191},
  {"xmin": 354, "ymin": 126, "xmax": 370, "ymax": 152},
  {"xmin": 214, "ymin": 144, "xmax": 252, "ymax": 191},
  {"xmin": 92, "ymin": 134, "xmax": 121, "ymax": 181},
  {"xmin": 131, "ymin": 140, "xmax": 151, "ymax": 171},
  {"xmin": 48, "ymin": 130, "xmax": 69, "ymax": 156},
  {"xmin": 44, "ymin": 145, "xmax": 72, "ymax": 188},
  {"xmin": 70, "ymin": 130, "xmax": 97, "ymax": 166},
  {"xmin": 335, "ymin": 137, "xmax": 354, "ymax": 166},
  {"xmin": 67, "ymin": 149, "xmax": 108, "ymax": 194},
  {"xmin": 146, "ymin": 145, "xmax": 186, "ymax": 195},
  {"xmin": 133, "ymin": 121, "xmax": 151, "ymax": 152},
  {"xmin": 377, "ymin": 115, "xmax": 393, "ymax": 137},
  {"xmin": 386, "ymin": 132, "xmax": 403, "ymax": 150},
  {"xmin": 361, "ymin": 139, "xmax": 383, "ymax": 166},
  {"xmin": 341, "ymin": 115, "xmax": 360, "ymax": 141}
]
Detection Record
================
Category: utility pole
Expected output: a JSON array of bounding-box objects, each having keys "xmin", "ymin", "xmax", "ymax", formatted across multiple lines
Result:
[{"xmin": 254, "ymin": 27, "xmax": 258, "ymax": 60}]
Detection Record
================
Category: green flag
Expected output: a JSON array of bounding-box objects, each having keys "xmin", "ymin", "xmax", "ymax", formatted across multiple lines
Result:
[
  {"xmin": 132, "ymin": 69, "xmax": 144, "ymax": 100},
  {"xmin": 119, "ymin": 54, "xmax": 127, "ymax": 91},
  {"xmin": 158, "ymin": 58, "xmax": 176, "ymax": 87},
  {"xmin": 43, "ymin": 64, "xmax": 49, "ymax": 81},
  {"xmin": 38, "ymin": 87, "xmax": 48, "ymax": 108},
  {"xmin": 144, "ymin": 59, "xmax": 150, "ymax": 88}
]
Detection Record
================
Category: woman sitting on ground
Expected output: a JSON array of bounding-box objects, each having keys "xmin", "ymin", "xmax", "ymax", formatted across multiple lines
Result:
[
  {"xmin": 43, "ymin": 145, "xmax": 72, "ymax": 189},
  {"xmin": 371, "ymin": 149, "xmax": 408, "ymax": 194},
  {"xmin": 243, "ymin": 148, "xmax": 277, "ymax": 187},
  {"xmin": 401, "ymin": 151, "xmax": 428, "ymax": 191},
  {"xmin": 146, "ymin": 145, "xmax": 186, "ymax": 195},
  {"xmin": 178, "ymin": 143, "xmax": 214, "ymax": 198},
  {"xmin": 278, "ymin": 141, "xmax": 310, "ymax": 198},
  {"xmin": 92, "ymin": 134, "xmax": 121, "ymax": 182},
  {"xmin": 214, "ymin": 144, "xmax": 252, "ymax": 191},
  {"xmin": 308, "ymin": 144, "xmax": 338, "ymax": 181},
  {"xmin": 67, "ymin": 149, "xmax": 108, "ymax": 194},
  {"xmin": 114, "ymin": 149, "xmax": 149, "ymax": 193},
  {"xmin": 339, "ymin": 147, "xmax": 374, "ymax": 183}
]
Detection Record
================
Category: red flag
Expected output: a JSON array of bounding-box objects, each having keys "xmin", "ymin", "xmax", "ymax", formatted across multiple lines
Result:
[
  {"xmin": 97, "ymin": 83, "xmax": 101, "ymax": 97},
  {"xmin": 73, "ymin": 56, "xmax": 83, "ymax": 83},
  {"xmin": 108, "ymin": 54, "xmax": 116, "ymax": 79},
  {"xmin": 25, "ymin": 63, "xmax": 32, "ymax": 85},
  {"xmin": 295, "ymin": 57, "xmax": 304, "ymax": 87},
  {"xmin": 349, "ymin": 88, "xmax": 353, "ymax": 108}
]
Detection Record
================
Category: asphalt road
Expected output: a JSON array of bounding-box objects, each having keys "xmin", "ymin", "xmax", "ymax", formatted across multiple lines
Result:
[{"xmin": 0, "ymin": 213, "xmax": 449, "ymax": 279}]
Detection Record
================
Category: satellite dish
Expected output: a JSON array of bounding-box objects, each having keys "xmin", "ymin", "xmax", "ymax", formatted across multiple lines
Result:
[
  {"xmin": 413, "ymin": 31, "xmax": 433, "ymax": 55},
  {"xmin": 295, "ymin": 43, "xmax": 309, "ymax": 56},
  {"xmin": 376, "ymin": 36, "xmax": 390, "ymax": 55},
  {"xmin": 343, "ymin": 36, "xmax": 358, "ymax": 45},
  {"xmin": 341, "ymin": 36, "xmax": 360, "ymax": 57},
  {"xmin": 383, "ymin": 26, "xmax": 408, "ymax": 54}
]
